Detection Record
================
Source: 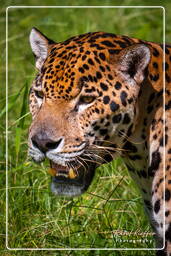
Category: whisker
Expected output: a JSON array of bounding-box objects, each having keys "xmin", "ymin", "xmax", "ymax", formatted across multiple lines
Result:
[
  {"xmin": 89, "ymin": 145, "xmax": 122, "ymax": 157},
  {"xmin": 77, "ymin": 156, "xmax": 89, "ymax": 168},
  {"xmin": 91, "ymin": 145, "xmax": 126, "ymax": 158},
  {"xmin": 90, "ymin": 145, "xmax": 121, "ymax": 153},
  {"xmin": 76, "ymin": 157, "xmax": 87, "ymax": 172},
  {"xmin": 94, "ymin": 139, "xmax": 114, "ymax": 144},
  {"xmin": 86, "ymin": 152, "xmax": 108, "ymax": 164},
  {"xmin": 79, "ymin": 155, "xmax": 103, "ymax": 166},
  {"xmin": 82, "ymin": 158, "xmax": 102, "ymax": 165},
  {"xmin": 116, "ymin": 129, "xmax": 144, "ymax": 145},
  {"xmin": 92, "ymin": 144, "xmax": 127, "ymax": 152}
]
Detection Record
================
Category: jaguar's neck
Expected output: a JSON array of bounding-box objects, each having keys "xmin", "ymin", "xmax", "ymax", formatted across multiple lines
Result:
[{"xmin": 122, "ymin": 76, "xmax": 162, "ymax": 199}]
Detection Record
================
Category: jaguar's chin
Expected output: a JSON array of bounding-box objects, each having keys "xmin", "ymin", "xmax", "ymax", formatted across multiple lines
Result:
[{"xmin": 49, "ymin": 160, "xmax": 96, "ymax": 197}]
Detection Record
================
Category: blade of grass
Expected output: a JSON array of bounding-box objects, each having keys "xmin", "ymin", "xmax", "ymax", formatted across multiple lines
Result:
[
  {"xmin": 18, "ymin": 82, "xmax": 28, "ymax": 129},
  {"xmin": 15, "ymin": 82, "xmax": 29, "ymax": 165},
  {"xmin": 0, "ymin": 85, "xmax": 25, "ymax": 119}
]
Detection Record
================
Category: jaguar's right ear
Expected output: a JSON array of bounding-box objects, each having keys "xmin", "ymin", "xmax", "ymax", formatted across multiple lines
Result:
[{"xmin": 29, "ymin": 27, "xmax": 55, "ymax": 70}]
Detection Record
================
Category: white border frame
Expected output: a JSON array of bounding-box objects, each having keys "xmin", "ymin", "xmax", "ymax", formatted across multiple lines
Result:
[{"xmin": 6, "ymin": 5, "xmax": 165, "ymax": 252}]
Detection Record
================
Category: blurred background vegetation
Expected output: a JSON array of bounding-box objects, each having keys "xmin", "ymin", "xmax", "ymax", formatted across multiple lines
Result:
[{"xmin": 0, "ymin": 0, "xmax": 170, "ymax": 255}]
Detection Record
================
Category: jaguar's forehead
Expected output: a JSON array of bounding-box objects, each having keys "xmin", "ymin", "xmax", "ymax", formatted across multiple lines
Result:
[
  {"xmin": 40, "ymin": 46, "xmax": 99, "ymax": 100},
  {"xmin": 37, "ymin": 32, "xmax": 131, "ymax": 100}
]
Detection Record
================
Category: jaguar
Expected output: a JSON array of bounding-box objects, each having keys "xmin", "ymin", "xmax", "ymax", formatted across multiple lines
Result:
[{"xmin": 28, "ymin": 27, "xmax": 171, "ymax": 255}]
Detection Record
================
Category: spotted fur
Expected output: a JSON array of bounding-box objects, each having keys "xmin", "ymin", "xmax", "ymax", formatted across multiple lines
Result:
[{"xmin": 28, "ymin": 28, "xmax": 171, "ymax": 255}]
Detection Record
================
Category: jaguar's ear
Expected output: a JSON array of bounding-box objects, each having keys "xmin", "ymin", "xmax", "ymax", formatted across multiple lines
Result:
[
  {"xmin": 112, "ymin": 44, "xmax": 151, "ymax": 84},
  {"xmin": 29, "ymin": 27, "xmax": 55, "ymax": 70}
]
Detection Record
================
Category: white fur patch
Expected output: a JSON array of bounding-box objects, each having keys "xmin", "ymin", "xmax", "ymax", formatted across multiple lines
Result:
[{"xmin": 51, "ymin": 182, "xmax": 84, "ymax": 197}]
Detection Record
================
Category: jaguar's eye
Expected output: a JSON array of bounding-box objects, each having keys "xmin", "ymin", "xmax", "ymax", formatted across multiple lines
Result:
[
  {"xmin": 35, "ymin": 90, "xmax": 44, "ymax": 99},
  {"xmin": 79, "ymin": 95, "xmax": 96, "ymax": 104}
]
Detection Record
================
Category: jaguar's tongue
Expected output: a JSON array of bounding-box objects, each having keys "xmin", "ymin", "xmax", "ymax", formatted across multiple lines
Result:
[{"xmin": 48, "ymin": 162, "xmax": 77, "ymax": 179}]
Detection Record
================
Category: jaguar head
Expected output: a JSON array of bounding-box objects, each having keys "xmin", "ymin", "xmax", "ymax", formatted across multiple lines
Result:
[{"xmin": 28, "ymin": 28, "xmax": 150, "ymax": 197}]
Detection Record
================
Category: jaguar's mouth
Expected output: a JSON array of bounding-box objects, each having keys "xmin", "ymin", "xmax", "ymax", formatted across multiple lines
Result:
[{"xmin": 49, "ymin": 160, "xmax": 96, "ymax": 197}]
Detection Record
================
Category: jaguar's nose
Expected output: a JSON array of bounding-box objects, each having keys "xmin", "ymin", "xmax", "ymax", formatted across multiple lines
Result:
[{"xmin": 31, "ymin": 133, "xmax": 63, "ymax": 153}]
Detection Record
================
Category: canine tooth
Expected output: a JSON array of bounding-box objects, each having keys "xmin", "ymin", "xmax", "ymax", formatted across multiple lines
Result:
[
  {"xmin": 68, "ymin": 168, "xmax": 77, "ymax": 179},
  {"xmin": 48, "ymin": 168, "xmax": 57, "ymax": 177}
]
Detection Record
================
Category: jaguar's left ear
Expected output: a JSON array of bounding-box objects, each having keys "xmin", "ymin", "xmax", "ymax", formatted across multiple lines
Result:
[
  {"xmin": 29, "ymin": 27, "xmax": 55, "ymax": 70},
  {"xmin": 111, "ymin": 44, "xmax": 151, "ymax": 84}
]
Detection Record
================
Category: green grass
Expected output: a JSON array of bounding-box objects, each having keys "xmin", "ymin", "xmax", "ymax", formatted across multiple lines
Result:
[{"xmin": 1, "ymin": 0, "xmax": 171, "ymax": 255}]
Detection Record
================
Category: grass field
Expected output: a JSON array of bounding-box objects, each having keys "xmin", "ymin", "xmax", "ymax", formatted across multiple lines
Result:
[{"xmin": 1, "ymin": 0, "xmax": 171, "ymax": 255}]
